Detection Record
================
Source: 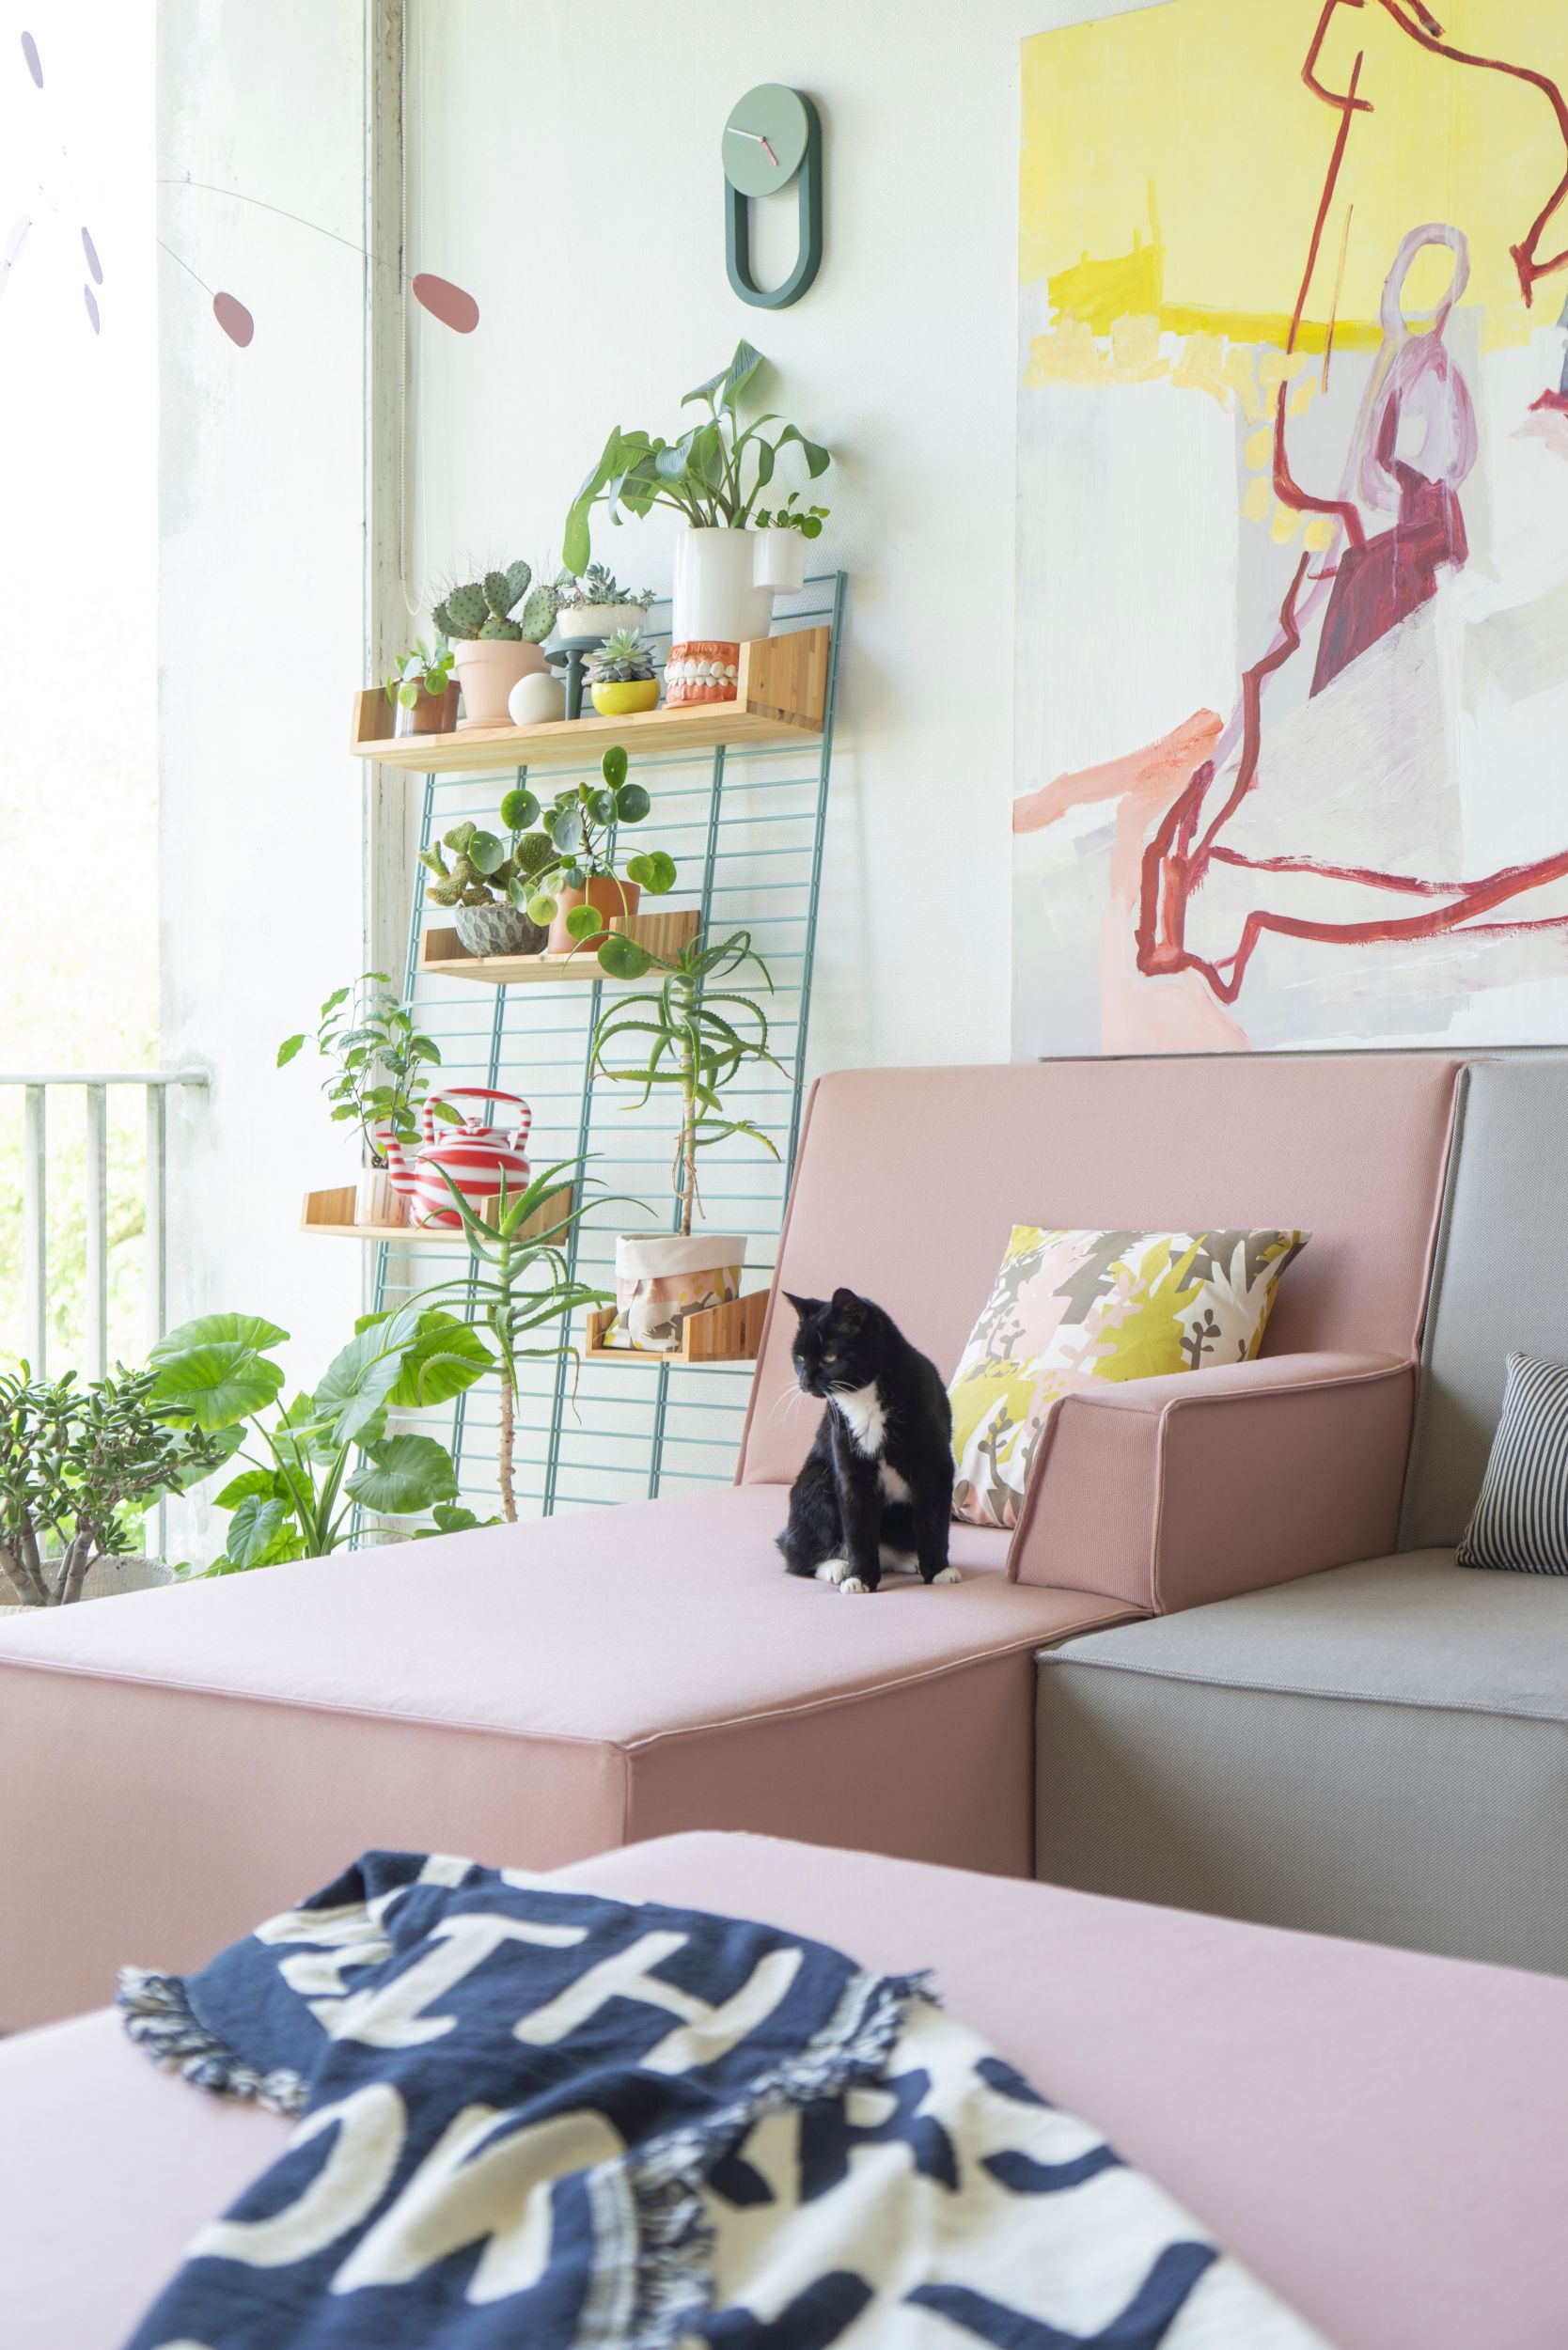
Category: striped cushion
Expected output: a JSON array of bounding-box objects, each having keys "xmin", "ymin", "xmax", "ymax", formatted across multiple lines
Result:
[{"xmin": 1458, "ymin": 1354, "xmax": 1568, "ymax": 1575}]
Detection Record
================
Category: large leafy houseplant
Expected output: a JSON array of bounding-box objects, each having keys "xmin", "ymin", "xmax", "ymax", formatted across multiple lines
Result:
[
  {"xmin": 148, "ymin": 1312, "xmax": 479, "ymax": 1570},
  {"xmin": 277, "ymin": 973, "xmax": 453, "ymax": 1160},
  {"xmin": 0, "ymin": 1365, "xmax": 224, "ymax": 1607},
  {"xmin": 562, "ymin": 342, "xmax": 831, "ymax": 576},
  {"xmin": 362, "ymin": 1163, "xmax": 619, "ymax": 1523},
  {"xmin": 589, "ymin": 930, "xmax": 785, "ymax": 1237}
]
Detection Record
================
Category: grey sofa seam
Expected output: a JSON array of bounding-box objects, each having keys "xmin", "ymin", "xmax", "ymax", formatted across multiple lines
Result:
[{"xmin": 1035, "ymin": 1647, "xmax": 1568, "ymax": 1729}]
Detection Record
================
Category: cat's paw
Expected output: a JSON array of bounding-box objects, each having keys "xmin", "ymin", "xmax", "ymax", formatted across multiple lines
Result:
[
  {"xmin": 814, "ymin": 1558, "xmax": 851, "ymax": 1585},
  {"xmin": 932, "ymin": 1567, "xmax": 962, "ymax": 1585},
  {"xmin": 839, "ymin": 1576, "xmax": 872, "ymax": 1595}
]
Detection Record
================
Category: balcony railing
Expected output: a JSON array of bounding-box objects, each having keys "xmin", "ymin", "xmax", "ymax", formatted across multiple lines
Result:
[{"xmin": 0, "ymin": 1072, "xmax": 210, "ymax": 1377}]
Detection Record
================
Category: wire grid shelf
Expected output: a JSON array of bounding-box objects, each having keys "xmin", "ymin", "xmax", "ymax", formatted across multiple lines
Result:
[{"xmin": 369, "ymin": 572, "xmax": 844, "ymax": 1521}]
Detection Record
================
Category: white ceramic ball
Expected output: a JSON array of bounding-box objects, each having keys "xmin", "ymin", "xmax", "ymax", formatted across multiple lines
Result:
[{"xmin": 508, "ymin": 671, "xmax": 565, "ymax": 727}]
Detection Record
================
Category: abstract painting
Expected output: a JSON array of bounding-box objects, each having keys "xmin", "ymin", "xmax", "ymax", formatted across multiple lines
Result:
[{"xmin": 1014, "ymin": 0, "xmax": 1568, "ymax": 1054}]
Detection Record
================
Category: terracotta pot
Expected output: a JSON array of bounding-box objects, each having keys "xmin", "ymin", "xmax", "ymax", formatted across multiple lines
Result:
[
  {"xmin": 452, "ymin": 638, "xmax": 549, "ymax": 729},
  {"xmin": 547, "ymin": 874, "xmax": 641, "ymax": 955},
  {"xmin": 392, "ymin": 680, "xmax": 460, "ymax": 737}
]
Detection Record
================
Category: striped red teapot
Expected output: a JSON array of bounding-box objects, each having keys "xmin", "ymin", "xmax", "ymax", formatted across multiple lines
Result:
[{"xmin": 383, "ymin": 1087, "xmax": 533, "ymax": 1228}]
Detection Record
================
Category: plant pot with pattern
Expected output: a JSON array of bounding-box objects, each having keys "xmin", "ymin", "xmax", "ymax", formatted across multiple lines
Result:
[
  {"xmin": 432, "ymin": 561, "xmax": 560, "ymax": 729},
  {"xmin": 418, "ymin": 821, "xmax": 557, "ymax": 964}
]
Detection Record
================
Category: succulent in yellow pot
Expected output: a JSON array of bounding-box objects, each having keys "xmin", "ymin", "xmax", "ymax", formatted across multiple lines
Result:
[{"xmin": 586, "ymin": 628, "xmax": 660, "ymax": 716}]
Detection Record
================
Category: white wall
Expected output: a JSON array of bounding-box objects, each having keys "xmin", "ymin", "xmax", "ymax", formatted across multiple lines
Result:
[
  {"xmin": 404, "ymin": 0, "xmax": 1163, "ymax": 1080},
  {"xmin": 158, "ymin": 0, "xmax": 369, "ymax": 1441}
]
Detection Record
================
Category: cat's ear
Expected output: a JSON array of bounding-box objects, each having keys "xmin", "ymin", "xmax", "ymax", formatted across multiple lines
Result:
[
  {"xmin": 783, "ymin": 1292, "xmax": 823, "ymax": 1322},
  {"xmin": 829, "ymin": 1286, "xmax": 867, "ymax": 1326}
]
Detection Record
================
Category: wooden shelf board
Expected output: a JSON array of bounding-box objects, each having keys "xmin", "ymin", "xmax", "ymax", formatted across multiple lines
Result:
[
  {"xmin": 418, "ymin": 908, "xmax": 699, "ymax": 988},
  {"xmin": 301, "ymin": 1184, "xmax": 573, "ymax": 1246},
  {"xmin": 583, "ymin": 1292, "xmax": 768, "ymax": 1369},
  {"xmin": 349, "ymin": 628, "xmax": 828, "ymax": 773}
]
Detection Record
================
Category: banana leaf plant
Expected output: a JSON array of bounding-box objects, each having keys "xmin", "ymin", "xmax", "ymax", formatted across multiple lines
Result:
[
  {"xmin": 587, "ymin": 929, "xmax": 787, "ymax": 1237},
  {"xmin": 360, "ymin": 1161, "xmax": 622, "ymax": 1525},
  {"xmin": 148, "ymin": 1311, "xmax": 482, "ymax": 1571},
  {"xmin": 562, "ymin": 340, "xmax": 831, "ymax": 576}
]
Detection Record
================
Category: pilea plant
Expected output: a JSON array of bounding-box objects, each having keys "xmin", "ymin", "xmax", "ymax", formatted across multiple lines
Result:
[
  {"xmin": 418, "ymin": 821, "xmax": 557, "ymax": 912},
  {"xmin": 278, "ymin": 975, "xmax": 453, "ymax": 1159},
  {"xmin": 432, "ymin": 560, "xmax": 558, "ymax": 645},
  {"xmin": 751, "ymin": 491, "xmax": 829, "ymax": 539},
  {"xmin": 554, "ymin": 565, "xmax": 654, "ymax": 615},
  {"xmin": 588, "ymin": 929, "xmax": 787, "ymax": 1235},
  {"xmin": 384, "ymin": 634, "xmax": 456, "ymax": 710},
  {"xmin": 585, "ymin": 629, "xmax": 656, "ymax": 686},
  {"xmin": 562, "ymin": 342, "xmax": 832, "ymax": 575},
  {"xmin": 0, "ymin": 1365, "xmax": 224, "ymax": 1606},
  {"xmin": 502, "ymin": 747, "xmax": 678, "ymax": 950}
]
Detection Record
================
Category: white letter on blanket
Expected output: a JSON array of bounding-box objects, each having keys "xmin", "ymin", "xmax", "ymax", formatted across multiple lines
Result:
[
  {"xmin": 190, "ymin": 2082, "xmax": 406, "ymax": 2268},
  {"xmin": 321, "ymin": 1913, "xmax": 588, "ymax": 2047},
  {"xmin": 513, "ymin": 1930, "xmax": 803, "ymax": 2073},
  {"xmin": 331, "ymin": 2103, "xmax": 622, "ymax": 2302}
]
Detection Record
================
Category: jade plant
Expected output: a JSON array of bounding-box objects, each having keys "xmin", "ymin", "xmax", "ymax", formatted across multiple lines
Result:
[
  {"xmin": 500, "ymin": 746, "xmax": 677, "ymax": 953},
  {"xmin": 585, "ymin": 629, "xmax": 656, "ymax": 687},
  {"xmin": 433, "ymin": 560, "xmax": 558, "ymax": 645},
  {"xmin": 278, "ymin": 974, "xmax": 452, "ymax": 1159},
  {"xmin": 562, "ymin": 342, "xmax": 831, "ymax": 574},
  {"xmin": 149, "ymin": 1311, "xmax": 480, "ymax": 1570},
  {"xmin": 384, "ymin": 634, "xmax": 456, "ymax": 711},
  {"xmin": 555, "ymin": 565, "xmax": 655, "ymax": 616},
  {"xmin": 418, "ymin": 821, "xmax": 557, "ymax": 913},
  {"xmin": 0, "ymin": 1365, "xmax": 225, "ymax": 1606},
  {"xmin": 588, "ymin": 929, "xmax": 786, "ymax": 1236}
]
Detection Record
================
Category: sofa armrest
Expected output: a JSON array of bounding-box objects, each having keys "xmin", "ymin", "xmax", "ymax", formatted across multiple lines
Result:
[{"xmin": 1008, "ymin": 1352, "xmax": 1415, "ymax": 1612}]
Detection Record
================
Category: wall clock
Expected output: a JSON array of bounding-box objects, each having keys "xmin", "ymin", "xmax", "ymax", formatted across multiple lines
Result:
[{"xmin": 722, "ymin": 84, "xmax": 823, "ymax": 310}]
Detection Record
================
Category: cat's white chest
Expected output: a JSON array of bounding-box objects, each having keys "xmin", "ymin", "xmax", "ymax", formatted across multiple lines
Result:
[{"xmin": 834, "ymin": 1381, "xmax": 887, "ymax": 1457}]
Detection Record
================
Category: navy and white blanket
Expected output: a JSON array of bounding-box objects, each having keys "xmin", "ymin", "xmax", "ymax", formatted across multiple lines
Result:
[{"xmin": 118, "ymin": 1853, "xmax": 1325, "ymax": 2349}]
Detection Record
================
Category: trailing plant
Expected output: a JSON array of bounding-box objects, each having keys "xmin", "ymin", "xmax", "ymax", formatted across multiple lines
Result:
[
  {"xmin": 562, "ymin": 341, "xmax": 831, "ymax": 575},
  {"xmin": 384, "ymin": 634, "xmax": 456, "ymax": 711},
  {"xmin": 432, "ymin": 560, "xmax": 558, "ymax": 645},
  {"xmin": 502, "ymin": 746, "xmax": 677, "ymax": 950},
  {"xmin": 588, "ymin": 930, "xmax": 787, "ymax": 1236},
  {"xmin": 149, "ymin": 1311, "xmax": 480, "ymax": 1570},
  {"xmin": 0, "ymin": 1364, "xmax": 225, "ymax": 1607},
  {"xmin": 418, "ymin": 821, "xmax": 557, "ymax": 912},
  {"xmin": 750, "ymin": 490, "xmax": 829, "ymax": 540},
  {"xmin": 278, "ymin": 975, "xmax": 452, "ymax": 1159},
  {"xmin": 585, "ymin": 629, "xmax": 656, "ymax": 686},
  {"xmin": 362, "ymin": 1163, "xmax": 621, "ymax": 1524},
  {"xmin": 555, "ymin": 565, "xmax": 655, "ymax": 615}
]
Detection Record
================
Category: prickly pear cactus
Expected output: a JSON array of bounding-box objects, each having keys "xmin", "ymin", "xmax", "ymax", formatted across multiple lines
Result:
[
  {"xmin": 479, "ymin": 616, "xmax": 525, "ymax": 641},
  {"xmin": 435, "ymin": 581, "xmax": 490, "ymax": 639},
  {"xmin": 518, "ymin": 585, "xmax": 560, "ymax": 644}
]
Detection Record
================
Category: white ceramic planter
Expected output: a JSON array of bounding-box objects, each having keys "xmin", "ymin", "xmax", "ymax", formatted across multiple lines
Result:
[
  {"xmin": 670, "ymin": 527, "xmax": 777, "ymax": 649},
  {"xmin": 0, "ymin": 1554, "xmax": 177, "ymax": 1614},
  {"xmin": 357, "ymin": 1164, "xmax": 400, "ymax": 1225},
  {"xmin": 453, "ymin": 638, "xmax": 549, "ymax": 729},
  {"xmin": 753, "ymin": 527, "xmax": 808, "ymax": 593},
  {"xmin": 555, "ymin": 603, "xmax": 649, "ymax": 644},
  {"xmin": 613, "ymin": 1230, "xmax": 747, "ymax": 1353}
]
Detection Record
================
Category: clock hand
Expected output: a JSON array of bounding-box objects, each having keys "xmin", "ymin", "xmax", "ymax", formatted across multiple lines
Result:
[{"xmin": 760, "ymin": 134, "xmax": 778, "ymax": 166}]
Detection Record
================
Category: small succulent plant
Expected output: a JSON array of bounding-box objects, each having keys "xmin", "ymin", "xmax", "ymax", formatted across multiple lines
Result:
[
  {"xmin": 419, "ymin": 820, "xmax": 557, "ymax": 911},
  {"xmin": 555, "ymin": 564, "xmax": 655, "ymax": 613},
  {"xmin": 585, "ymin": 628, "xmax": 656, "ymax": 685},
  {"xmin": 432, "ymin": 560, "xmax": 558, "ymax": 645}
]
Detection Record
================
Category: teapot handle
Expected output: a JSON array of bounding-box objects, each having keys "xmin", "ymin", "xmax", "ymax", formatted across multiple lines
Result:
[{"xmin": 426, "ymin": 1086, "xmax": 532, "ymax": 1143}]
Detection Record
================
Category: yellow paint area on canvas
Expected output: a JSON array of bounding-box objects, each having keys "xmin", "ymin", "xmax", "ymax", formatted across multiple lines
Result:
[{"xmin": 1021, "ymin": 0, "xmax": 1568, "ymax": 354}]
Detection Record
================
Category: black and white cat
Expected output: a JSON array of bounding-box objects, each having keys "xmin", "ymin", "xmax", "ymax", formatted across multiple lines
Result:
[{"xmin": 777, "ymin": 1288, "xmax": 960, "ymax": 1596}]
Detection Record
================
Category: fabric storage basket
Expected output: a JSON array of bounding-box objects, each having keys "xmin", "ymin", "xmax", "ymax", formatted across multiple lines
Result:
[{"xmin": 611, "ymin": 1232, "xmax": 746, "ymax": 1353}]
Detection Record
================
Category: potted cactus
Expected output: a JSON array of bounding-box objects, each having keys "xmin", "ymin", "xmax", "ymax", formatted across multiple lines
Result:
[
  {"xmin": 433, "ymin": 561, "xmax": 559, "ymax": 729},
  {"xmin": 419, "ymin": 817, "xmax": 557, "ymax": 959},
  {"xmin": 554, "ymin": 564, "xmax": 655, "ymax": 646},
  {"xmin": 586, "ymin": 629, "xmax": 660, "ymax": 716}
]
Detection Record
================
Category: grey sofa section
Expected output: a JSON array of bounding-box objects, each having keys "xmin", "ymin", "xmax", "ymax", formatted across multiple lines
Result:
[
  {"xmin": 1036, "ymin": 1553, "xmax": 1568, "ymax": 1973},
  {"xmin": 1036, "ymin": 1057, "xmax": 1568, "ymax": 1973}
]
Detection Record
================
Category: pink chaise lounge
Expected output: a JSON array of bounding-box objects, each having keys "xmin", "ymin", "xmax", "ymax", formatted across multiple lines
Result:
[
  {"xmin": 5, "ymin": 1832, "xmax": 1566, "ymax": 2350},
  {"xmin": 0, "ymin": 1054, "xmax": 1462, "ymax": 2029}
]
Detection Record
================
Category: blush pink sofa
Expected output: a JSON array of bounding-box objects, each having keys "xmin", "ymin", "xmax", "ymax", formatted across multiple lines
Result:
[
  {"xmin": 6, "ymin": 1832, "xmax": 1566, "ymax": 2350},
  {"xmin": 0, "ymin": 1055, "xmax": 1463, "ymax": 2029}
]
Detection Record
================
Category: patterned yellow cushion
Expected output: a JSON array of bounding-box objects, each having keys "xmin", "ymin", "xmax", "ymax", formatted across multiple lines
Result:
[{"xmin": 949, "ymin": 1227, "xmax": 1308, "ymax": 1529}]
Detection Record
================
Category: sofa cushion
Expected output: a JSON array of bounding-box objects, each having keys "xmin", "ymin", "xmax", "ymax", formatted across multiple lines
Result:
[
  {"xmin": 1035, "ymin": 1550, "xmax": 1568, "ymax": 1971},
  {"xmin": 1403, "ymin": 1056, "xmax": 1568, "ymax": 1549},
  {"xmin": 0, "ymin": 1485, "xmax": 1130, "ymax": 2029},
  {"xmin": 9, "ymin": 1834, "xmax": 1568, "ymax": 2350},
  {"xmin": 1458, "ymin": 1353, "xmax": 1568, "ymax": 1575},
  {"xmin": 949, "ymin": 1225, "xmax": 1307, "ymax": 1528},
  {"xmin": 739, "ymin": 1056, "xmax": 1462, "ymax": 1494}
]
